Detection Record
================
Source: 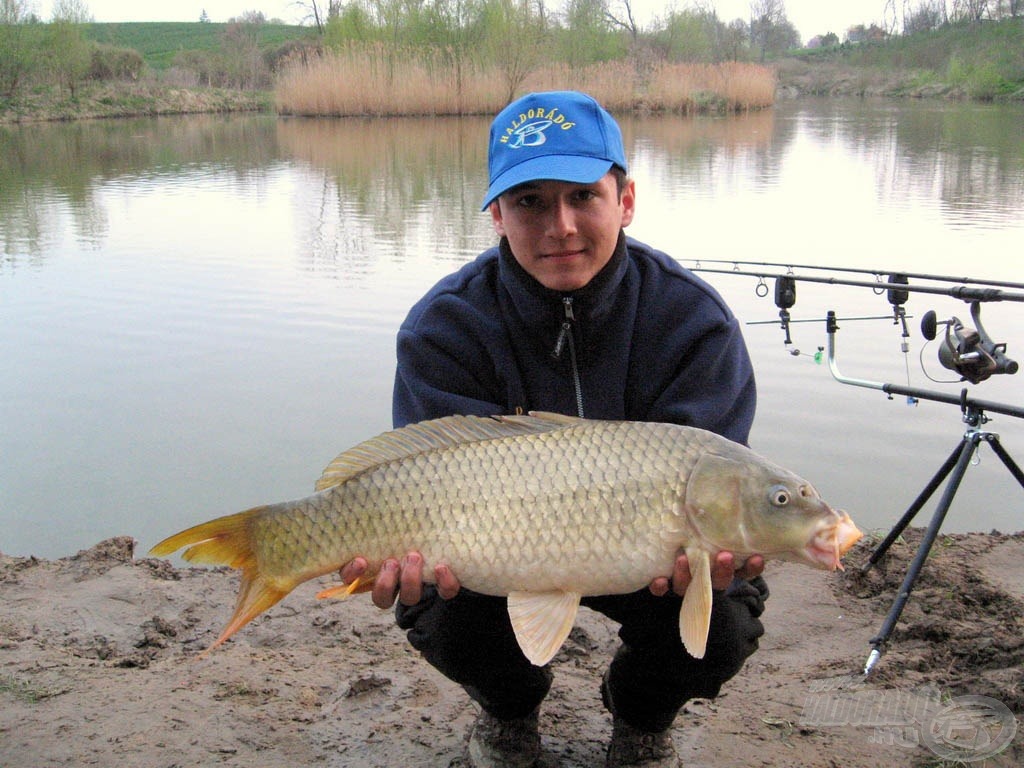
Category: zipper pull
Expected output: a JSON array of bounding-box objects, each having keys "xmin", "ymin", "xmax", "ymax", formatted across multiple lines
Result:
[{"xmin": 552, "ymin": 297, "xmax": 575, "ymax": 359}]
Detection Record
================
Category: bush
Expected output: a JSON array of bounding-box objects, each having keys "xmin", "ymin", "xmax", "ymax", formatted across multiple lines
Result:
[
  {"xmin": 965, "ymin": 61, "xmax": 1006, "ymax": 99},
  {"xmin": 89, "ymin": 43, "xmax": 144, "ymax": 81}
]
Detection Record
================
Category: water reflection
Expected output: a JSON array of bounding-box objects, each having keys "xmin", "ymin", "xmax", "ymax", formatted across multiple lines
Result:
[
  {"xmin": 3, "ymin": 101, "xmax": 1022, "ymax": 266},
  {"xmin": 0, "ymin": 115, "xmax": 283, "ymax": 262},
  {"xmin": 275, "ymin": 116, "xmax": 494, "ymax": 276},
  {"xmin": 781, "ymin": 99, "xmax": 1024, "ymax": 229},
  {"xmin": 623, "ymin": 108, "xmax": 784, "ymax": 196}
]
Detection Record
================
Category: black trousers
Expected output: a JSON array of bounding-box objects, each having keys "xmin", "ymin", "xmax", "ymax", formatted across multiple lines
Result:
[{"xmin": 395, "ymin": 577, "xmax": 768, "ymax": 733}]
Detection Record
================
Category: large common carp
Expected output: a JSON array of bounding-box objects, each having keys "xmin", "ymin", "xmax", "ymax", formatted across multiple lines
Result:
[{"xmin": 151, "ymin": 412, "xmax": 861, "ymax": 665}]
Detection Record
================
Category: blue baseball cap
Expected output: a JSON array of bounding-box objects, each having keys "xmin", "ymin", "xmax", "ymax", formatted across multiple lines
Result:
[{"xmin": 482, "ymin": 91, "xmax": 628, "ymax": 210}]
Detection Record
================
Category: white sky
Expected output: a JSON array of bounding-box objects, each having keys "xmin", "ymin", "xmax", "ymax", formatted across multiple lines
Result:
[{"xmin": 32, "ymin": 1, "xmax": 890, "ymax": 41}]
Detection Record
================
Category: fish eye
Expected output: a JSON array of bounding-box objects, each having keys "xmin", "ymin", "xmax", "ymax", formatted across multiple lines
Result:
[{"xmin": 768, "ymin": 485, "xmax": 791, "ymax": 507}]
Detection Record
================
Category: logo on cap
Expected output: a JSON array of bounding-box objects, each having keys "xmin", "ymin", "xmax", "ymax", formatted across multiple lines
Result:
[{"xmin": 500, "ymin": 107, "xmax": 577, "ymax": 148}]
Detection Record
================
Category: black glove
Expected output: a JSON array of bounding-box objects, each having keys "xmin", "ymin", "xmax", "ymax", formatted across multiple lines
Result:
[{"xmin": 724, "ymin": 574, "xmax": 769, "ymax": 618}]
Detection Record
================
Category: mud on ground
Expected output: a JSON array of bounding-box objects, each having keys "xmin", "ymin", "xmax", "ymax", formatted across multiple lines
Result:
[{"xmin": 1, "ymin": 530, "xmax": 1021, "ymax": 767}]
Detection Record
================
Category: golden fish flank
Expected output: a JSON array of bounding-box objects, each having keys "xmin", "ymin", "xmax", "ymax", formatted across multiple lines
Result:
[{"xmin": 150, "ymin": 412, "xmax": 862, "ymax": 665}]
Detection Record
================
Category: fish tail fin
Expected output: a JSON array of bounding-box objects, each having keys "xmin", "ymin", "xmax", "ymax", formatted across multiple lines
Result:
[
  {"xmin": 201, "ymin": 570, "xmax": 289, "ymax": 657},
  {"xmin": 150, "ymin": 507, "xmax": 290, "ymax": 653}
]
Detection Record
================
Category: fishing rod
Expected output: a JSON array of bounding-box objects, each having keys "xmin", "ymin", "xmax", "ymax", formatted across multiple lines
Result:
[
  {"xmin": 688, "ymin": 259, "xmax": 1024, "ymax": 292},
  {"xmin": 689, "ymin": 267, "xmax": 1024, "ymax": 304},
  {"xmin": 692, "ymin": 259, "xmax": 1023, "ymax": 674},
  {"xmin": 714, "ymin": 267, "xmax": 1020, "ymax": 384}
]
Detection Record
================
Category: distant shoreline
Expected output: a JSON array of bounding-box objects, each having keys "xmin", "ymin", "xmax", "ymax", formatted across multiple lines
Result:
[{"xmin": 3, "ymin": 69, "xmax": 1019, "ymax": 126}]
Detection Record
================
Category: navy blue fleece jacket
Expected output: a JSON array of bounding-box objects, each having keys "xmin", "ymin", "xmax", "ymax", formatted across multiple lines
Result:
[{"xmin": 393, "ymin": 233, "xmax": 756, "ymax": 444}]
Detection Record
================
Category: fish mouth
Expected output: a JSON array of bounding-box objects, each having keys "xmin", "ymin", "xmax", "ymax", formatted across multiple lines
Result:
[{"xmin": 804, "ymin": 511, "xmax": 863, "ymax": 570}]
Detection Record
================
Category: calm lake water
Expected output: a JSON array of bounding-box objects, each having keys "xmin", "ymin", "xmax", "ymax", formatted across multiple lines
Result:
[{"xmin": 2, "ymin": 99, "xmax": 1023, "ymax": 560}]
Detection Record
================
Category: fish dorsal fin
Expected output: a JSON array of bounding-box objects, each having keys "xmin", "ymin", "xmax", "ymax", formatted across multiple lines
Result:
[
  {"xmin": 506, "ymin": 411, "xmax": 585, "ymax": 427},
  {"xmin": 679, "ymin": 547, "xmax": 713, "ymax": 659},
  {"xmin": 507, "ymin": 590, "xmax": 583, "ymax": 667},
  {"xmin": 315, "ymin": 413, "xmax": 577, "ymax": 491}
]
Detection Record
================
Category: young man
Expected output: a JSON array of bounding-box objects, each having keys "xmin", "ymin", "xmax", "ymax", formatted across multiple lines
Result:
[{"xmin": 343, "ymin": 91, "xmax": 767, "ymax": 768}]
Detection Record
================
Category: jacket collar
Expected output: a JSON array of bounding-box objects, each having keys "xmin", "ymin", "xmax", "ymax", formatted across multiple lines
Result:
[{"xmin": 497, "ymin": 231, "xmax": 629, "ymax": 328}]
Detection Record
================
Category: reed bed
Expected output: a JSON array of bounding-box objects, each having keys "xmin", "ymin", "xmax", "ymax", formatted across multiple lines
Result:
[
  {"xmin": 275, "ymin": 45, "xmax": 776, "ymax": 117},
  {"xmin": 644, "ymin": 61, "xmax": 777, "ymax": 111}
]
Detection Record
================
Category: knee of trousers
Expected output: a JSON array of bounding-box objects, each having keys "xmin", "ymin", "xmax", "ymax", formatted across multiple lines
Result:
[{"xmin": 394, "ymin": 586, "xmax": 553, "ymax": 716}]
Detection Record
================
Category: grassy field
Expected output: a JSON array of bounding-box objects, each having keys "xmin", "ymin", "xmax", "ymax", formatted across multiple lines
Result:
[{"xmin": 82, "ymin": 22, "xmax": 318, "ymax": 69}]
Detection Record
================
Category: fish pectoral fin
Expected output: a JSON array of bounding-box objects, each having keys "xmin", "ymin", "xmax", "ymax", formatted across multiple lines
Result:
[
  {"xmin": 316, "ymin": 576, "xmax": 373, "ymax": 600},
  {"xmin": 507, "ymin": 590, "xmax": 582, "ymax": 667},
  {"xmin": 679, "ymin": 548, "xmax": 713, "ymax": 660}
]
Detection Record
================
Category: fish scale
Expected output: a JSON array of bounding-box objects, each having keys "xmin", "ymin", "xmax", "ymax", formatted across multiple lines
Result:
[
  {"xmin": 151, "ymin": 412, "xmax": 862, "ymax": 665},
  {"xmin": 312, "ymin": 422, "xmax": 688, "ymax": 596}
]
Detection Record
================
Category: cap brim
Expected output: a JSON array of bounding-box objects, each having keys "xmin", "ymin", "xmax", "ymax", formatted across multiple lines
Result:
[{"xmin": 481, "ymin": 155, "xmax": 615, "ymax": 210}]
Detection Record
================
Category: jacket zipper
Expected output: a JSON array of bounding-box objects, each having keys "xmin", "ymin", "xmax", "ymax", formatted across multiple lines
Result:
[{"xmin": 551, "ymin": 296, "xmax": 585, "ymax": 418}]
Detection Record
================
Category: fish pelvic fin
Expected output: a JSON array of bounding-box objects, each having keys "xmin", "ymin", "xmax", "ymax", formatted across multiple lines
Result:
[
  {"xmin": 149, "ymin": 507, "xmax": 291, "ymax": 655},
  {"xmin": 679, "ymin": 547, "xmax": 713, "ymax": 660},
  {"xmin": 507, "ymin": 590, "xmax": 582, "ymax": 667},
  {"xmin": 316, "ymin": 575, "xmax": 374, "ymax": 600}
]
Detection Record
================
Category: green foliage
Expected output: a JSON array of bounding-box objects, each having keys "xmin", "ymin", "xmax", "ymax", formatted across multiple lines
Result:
[
  {"xmin": 652, "ymin": 10, "xmax": 717, "ymax": 63},
  {"xmin": 555, "ymin": 0, "xmax": 626, "ymax": 67},
  {"xmin": 46, "ymin": 21, "xmax": 92, "ymax": 97},
  {"xmin": 474, "ymin": 0, "xmax": 551, "ymax": 103},
  {"xmin": 948, "ymin": 55, "xmax": 1011, "ymax": 99},
  {"xmin": 325, "ymin": 2, "xmax": 381, "ymax": 46},
  {"xmin": 791, "ymin": 18, "xmax": 1023, "ymax": 98},
  {"xmin": 0, "ymin": 20, "xmax": 46, "ymax": 99}
]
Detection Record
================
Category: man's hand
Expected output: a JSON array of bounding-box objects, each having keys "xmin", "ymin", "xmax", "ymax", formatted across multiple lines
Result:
[
  {"xmin": 648, "ymin": 551, "xmax": 765, "ymax": 597},
  {"xmin": 340, "ymin": 551, "xmax": 461, "ymax": 609}
]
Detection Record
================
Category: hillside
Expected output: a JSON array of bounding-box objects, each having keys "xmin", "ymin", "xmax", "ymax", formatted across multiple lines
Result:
[
  {"xmin": 778, "ymin": 18, "xmax": 1024, "ymax": 99},
  {"xmin": 83, "ymin": 21, "xmax": 318, "ymax": 69}
]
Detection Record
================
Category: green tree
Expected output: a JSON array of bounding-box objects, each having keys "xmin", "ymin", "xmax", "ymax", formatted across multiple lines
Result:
[
  {"xmin": 653, "ymin": 9, "xmax": 717, "ymax": 62},
  {"xmin": 476, "ymin": 0, "xmax": 549, "ymax": 102},
  {"xmin": 0, "ymin": 0, "xmax": 45, "ymax": 99},
  {"xmin": 46, "ymin": 20, "xmax": 92, "ymax": 98},
  {"xmin": 558, "ymin": 0, "xmax": 625, "ymax": 66},
  {"xmin": 325, "ymin": 0, "xmax": 381, "ymax": 45}
]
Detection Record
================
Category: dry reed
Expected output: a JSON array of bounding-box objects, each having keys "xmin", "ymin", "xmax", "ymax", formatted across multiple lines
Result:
[{"xmin": 275, "ymin": 45, "xmax": 777, "ymax": 117}]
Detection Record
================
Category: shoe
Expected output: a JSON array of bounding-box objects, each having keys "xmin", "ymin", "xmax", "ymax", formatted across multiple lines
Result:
[
  {"xmin": 605, "ymin": 716, "xmax": 680, "ymax": 767},
  {"xmin": 467, "ymin": 707, "xmax": 541, "ymax": 768}
]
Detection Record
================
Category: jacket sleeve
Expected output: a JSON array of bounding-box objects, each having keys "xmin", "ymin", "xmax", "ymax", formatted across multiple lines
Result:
[
  {"xmin": 392, "ymin": 324, "xmax": 506, "ymax": 428},
  {"xmin": 641, "ymin": 290, "xmax": 756, "ymax": 446}
]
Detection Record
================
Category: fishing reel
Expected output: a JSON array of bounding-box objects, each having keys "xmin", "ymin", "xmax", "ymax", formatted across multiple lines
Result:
[{"xmin": 921, "ymin": 302, "xmax": 1018, "ymax": 384}]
